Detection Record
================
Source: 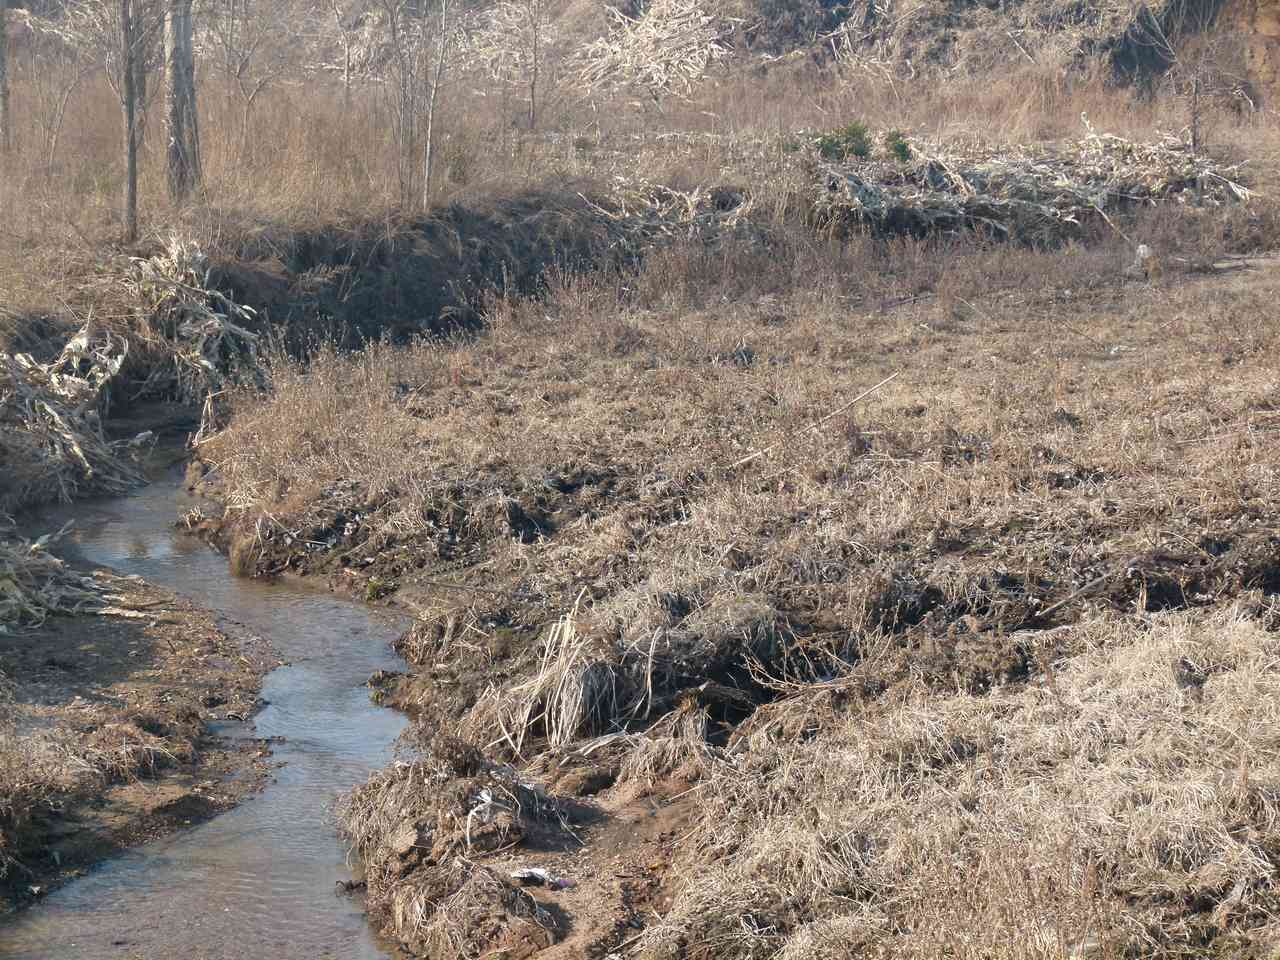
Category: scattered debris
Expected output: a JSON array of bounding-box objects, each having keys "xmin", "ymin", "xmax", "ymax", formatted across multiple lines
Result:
[
  {"xmin": 0, "ymin": 520, "xmax": 108, "ymax": 632},
  {"xmin": 510, "ymin": 866, "xmax": 577, "ymax": 890}
]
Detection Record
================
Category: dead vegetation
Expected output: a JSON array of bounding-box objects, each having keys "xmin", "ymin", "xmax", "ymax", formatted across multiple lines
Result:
[
  {"xmin": 196, "ymin": 174, "xmax": 1280, "ymax": 955},
  {"xmin": 0, "ymin": 659, "xmax": 200, "ymax": 888},
  {"xmin": 0, "ymin": 574, "xmax": 266, "ymax": 905},
  {"xmin": 0, "ymin": 520, "xmax": 112, "ymax": 632},
  {"xmin": 1, "ymin": 326, "xmax": 145, "ymax": 511},
  {"xmin": 337, "ymin": 740, "xmax": 582, "ymax": 956},
  {"xmin": 639, "ymin": 605, "xmax": 1280, "ymax": 959},
  {"xmin": 4, "ymin": 0, "xmax": 1280, "ymax": 949},
  {"xmin": 810, "ymin": 126, "xmax": 1250, "ymax": 245},
  {"xmin": 0, "ymin": 234, "xmax": 268, "ymax": 512}
]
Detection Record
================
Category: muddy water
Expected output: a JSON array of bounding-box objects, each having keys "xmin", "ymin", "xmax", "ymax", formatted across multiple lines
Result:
[{"xmin": 0, "ymin": 476, "xmax": 406, "ymax": 959}]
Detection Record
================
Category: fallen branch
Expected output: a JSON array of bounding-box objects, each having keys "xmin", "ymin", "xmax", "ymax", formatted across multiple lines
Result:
[{"xmin": 730, "ymin": 371, "xmax": 900, "ymax": 469}]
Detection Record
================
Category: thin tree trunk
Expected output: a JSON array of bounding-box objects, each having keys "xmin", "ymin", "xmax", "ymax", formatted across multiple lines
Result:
[
  {"xmin": 165, "ymin": 0, "xmax": 201, "ymax": 203},
  {"xmin": 329, "ymin": 0, "xmax": 351, "ymax": 113},
  {"xmin": 528, "ymin": 12, "xmax": 538, "ymax": 130},
  {"xmin": 0, "ymin": 3, "xmax": 11, "ymax": 154},
  {"xmin": 122, "ymin": 0, "xmax": 140, "ymax": 242},
  {"xmin": 45, "ymin": 71, "xmax": 85, "ymax": 174},
  {"xmin": 134, "ymin": 34, "xmax": 148, "ymax": 146},
  {"xmin": 422, "ymin": 0, "xmax": 448, "ymax": 209}
]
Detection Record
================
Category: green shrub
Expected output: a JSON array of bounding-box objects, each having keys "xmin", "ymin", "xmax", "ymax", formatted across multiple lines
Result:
[
  {"xmin": 816, "ymin": 121, "xmax": 872, "ymax": 162},
  {"xmin": 885, "ymin": 129, "xmax": 912, "ymax": 162}
]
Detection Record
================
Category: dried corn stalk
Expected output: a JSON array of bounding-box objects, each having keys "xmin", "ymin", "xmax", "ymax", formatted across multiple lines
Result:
[
  {"xmin": 1, "ymin": 326, "xmax": 145, "ymax": 510},
  {"xmin": 0, "ymin": 519, "xmax": 108, "ymax": 633},
  {"xmin": 128, "ymin": 236, "xmax": 262, "ymax": 404}
]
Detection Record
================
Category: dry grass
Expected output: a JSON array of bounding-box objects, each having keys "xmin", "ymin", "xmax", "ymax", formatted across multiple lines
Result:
[
  {"xmin": 639, "ymin": 605, "xmax": 1280, "ymax": 959},
  {"xmin": 617, "ymin": 703, "xmax": 718, "ymax": 786},
  {"xmin": 0, "ymin": 703, "xmax": 188, "ymax": 881},
  {"xmin": 8, "ymin": 0, "xmax": 1280, "ymax": 949},
  {"xmin": 210, "ymin": 192, "xmax": 1280, "ymax": 954},
  {"xmin": 408, "ymin": 861, "xmax": 559, "ymax": 960},
  {"xmin": 466, "ymin": 604, "xmax": 632, "ymax": 755}
]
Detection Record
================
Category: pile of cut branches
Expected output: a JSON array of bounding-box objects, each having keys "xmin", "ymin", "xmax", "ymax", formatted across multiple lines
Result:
[
  {"xmin": 588, "ymin": 178, "xmax": 766, "ymax": 261},
  {"xmin": 126, "ymin": 236, "xmax": 263, "ymax": 405},
  {"xmin": 811, "ymin": 128, "xmax": 1250, "ymax": 245},
  {"xmin": 1, "ymin": 237, "xmax": 263, "ymax": 512}
]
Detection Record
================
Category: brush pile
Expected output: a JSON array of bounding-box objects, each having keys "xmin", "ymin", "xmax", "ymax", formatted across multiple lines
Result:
[
  {"xmin": 574, "ymin": 0, "xmax": 734, "ymax": 97},
  {"xmin": 825, "ymin": 0, "xmax": 1188, "ymax": 76},
  {"xmin": 589, "ymin": 178, "xmax": 765, "ymax": 261},
  {"xmin": 126, "ymin": 236, "xmax": 263, "ymax": 405},
  {"xmin": 0, "ymin": 237, "xmax": 264, "ymax": 513},
  {"xmin": 812, "ymin": 129, "xmax": 1250, "ymax": 245}
]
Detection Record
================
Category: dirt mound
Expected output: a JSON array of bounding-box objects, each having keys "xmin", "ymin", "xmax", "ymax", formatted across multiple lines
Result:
[
  {"xmin": 338, "ymin": 742, "xmax": 587, "ymax": 957},
  {"xmin": 208, "ymin": 189, "xmax": 622, "ymax": 351}
]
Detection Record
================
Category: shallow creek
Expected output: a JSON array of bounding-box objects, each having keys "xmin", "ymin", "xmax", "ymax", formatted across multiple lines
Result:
[{"xmin": 0, "ymin": 475, "xmax": 406, "ymax": 959}]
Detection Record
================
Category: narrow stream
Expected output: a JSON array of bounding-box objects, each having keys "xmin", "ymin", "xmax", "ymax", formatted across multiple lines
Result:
[{"xmin": 0, "ymin": 474, "xmax": 406, "ymax": 959}]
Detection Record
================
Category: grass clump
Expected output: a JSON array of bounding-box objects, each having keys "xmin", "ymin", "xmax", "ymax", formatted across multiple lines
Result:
[
  {"xmin": 885, "ymin": 128, "xmax": 913, "ymax": 162},
  {"xmin": 816, "ymin": 120, "xmax": 873, "ymax": 161}
]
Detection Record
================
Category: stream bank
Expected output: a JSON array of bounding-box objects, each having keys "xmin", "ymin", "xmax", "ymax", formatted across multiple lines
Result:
[
  {"xmin": 0, "ymin": 576, "xmax": 273, "ymax": 913},
  {"xmin": 0, "ymin": 471, "xmax": 410, "ymax": 959}
]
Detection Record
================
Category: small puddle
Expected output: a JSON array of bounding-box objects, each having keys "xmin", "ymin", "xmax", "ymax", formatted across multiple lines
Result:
[{"xmin": 0, "ymin": 475, "xmax": 406, "ymax": 959}]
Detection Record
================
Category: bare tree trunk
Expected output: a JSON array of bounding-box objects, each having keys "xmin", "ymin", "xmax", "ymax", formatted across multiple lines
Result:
[
  {"xmin": 0, "ymin": 3, "xmax": 11, "ymax": 154},
  {"xmin": 332, "ymin": 0, "xmax": 352, "ymax": 111},
  {"xmin": 165, "ymin": 0, "xmax": 201, "ymax": 203},
  {"xmin": 528, "ymin": 8, "xmax": 538, "ymax": 130},
  {"xmin": 422, "ymin": 0, "xmax": 449, "ymax": 209},
  {"xmin": 122, "ymin": 0, "xmax": 140, "ymax": 242},
  {"xmin": 134, "ymin": 34, "xmax": 149, "ymax": 146}
]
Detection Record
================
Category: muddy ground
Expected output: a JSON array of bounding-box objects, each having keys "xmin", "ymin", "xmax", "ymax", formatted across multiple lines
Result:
[{"xmin": 0, "ymin": 577, "xmax": 277, "ymax": 911}]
